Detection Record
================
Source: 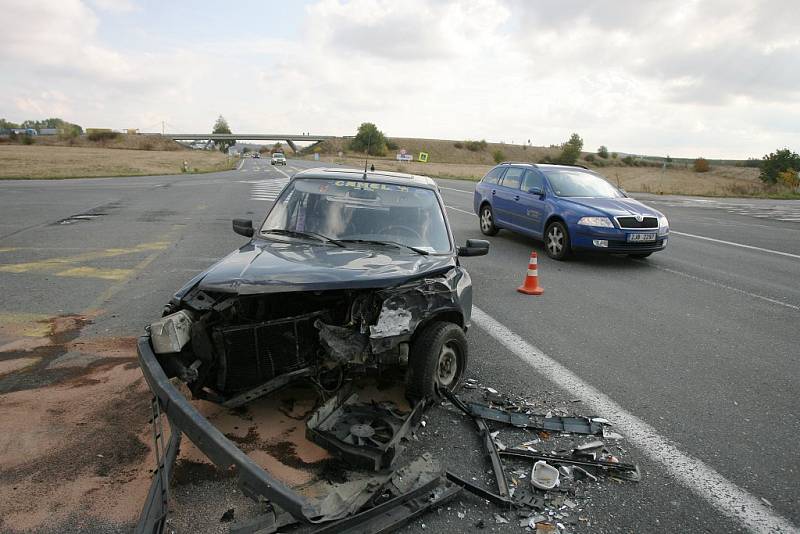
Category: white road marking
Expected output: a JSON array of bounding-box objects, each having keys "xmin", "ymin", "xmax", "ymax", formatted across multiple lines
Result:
[
  {"xmin": 471, "ymin": 306, "xmax": 797, "ymax": 534},
  {"xmin": 671, "ymin": 231, "xmax": 800, "ymax": 260},
  {"xmin": 641, "ymin": 262, "xmax": 800, "ymax": 311},
  {"xmin": 439, "ymin": 186, "xmax": 474, "ymax": 194},
  {"xmin": 249, "ymin": 177, "xmax": 290, "ymax": 201},
  {"xmin": 445, "ymin": 205, "xmax": 474, "ymax": 216},
  {"xmin": 236, "ymin": 159, "xmax": 244, "ymax": 170},
  {"xmin": 272, "ymin": 166, "xmax": 292, "ymax": 179}
]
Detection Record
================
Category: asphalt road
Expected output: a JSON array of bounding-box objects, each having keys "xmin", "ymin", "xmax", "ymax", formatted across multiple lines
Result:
[{"xmin": 0, "ymin": 157, "xmax": 797, "ymax": 533}]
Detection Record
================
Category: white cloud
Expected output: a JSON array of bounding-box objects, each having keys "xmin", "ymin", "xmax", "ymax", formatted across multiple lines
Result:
[{"xmin": 0, "ymin": 0, "xmax": 798, "ymax": 158}]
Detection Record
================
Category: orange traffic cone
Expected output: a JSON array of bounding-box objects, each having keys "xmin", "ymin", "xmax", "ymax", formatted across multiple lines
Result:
[{"xmin": 517, "ymin": 251, "xmax": 544, "ymax": 295}]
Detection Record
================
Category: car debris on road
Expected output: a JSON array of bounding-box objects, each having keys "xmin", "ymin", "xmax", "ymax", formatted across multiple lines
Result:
[{"xmin": 134, "ymin": 168, "xmax": 639, "ymax": 533}]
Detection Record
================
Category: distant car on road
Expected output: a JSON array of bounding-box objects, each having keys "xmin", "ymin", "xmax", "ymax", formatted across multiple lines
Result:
[
  {"xmin": 253, "ymin": 152, "xmax": 260, "ymax": 159},
  {"xmin": 473, "ymin": 163, "xmax": 669, "ymax": 260},
  {"xmin": 271, "ymin": 153, "xmax": 287, "ymax": 165}
]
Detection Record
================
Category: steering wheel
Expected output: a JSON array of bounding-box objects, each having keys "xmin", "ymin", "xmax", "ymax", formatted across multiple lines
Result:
[{"xmin": 379, "ymin": 225, "xmax": 421, "ymax": 240}]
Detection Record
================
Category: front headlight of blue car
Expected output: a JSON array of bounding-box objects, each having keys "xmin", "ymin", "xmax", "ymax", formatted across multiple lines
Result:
[
  {"xmin": 658, "ymin": 215, "xmax": 669, "ymax": 236},
  {"xmin": 577, "ymin": 216, "xmax": 614, "ymax": 228}
]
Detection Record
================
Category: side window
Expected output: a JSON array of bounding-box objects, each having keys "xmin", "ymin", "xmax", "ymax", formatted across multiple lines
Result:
[
  {"xmin": 482, "ymin": 167, "xmax": 504, "ymax": 185},
  {"xmin": 521, "ymin": 169, "xmax": 544, "ymax": 192},
  {"xmin": 500, "ymin": 167, "xmax": 524, "ymax": 189}
]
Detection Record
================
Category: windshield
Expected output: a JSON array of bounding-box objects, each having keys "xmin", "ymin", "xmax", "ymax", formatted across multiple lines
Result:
[
  {"xmin": 273, "ymin": 154, "xmax": 285, "ymax": 158},
  {"xmin": 260, "ymin": 178, "xmax": 452, "ymax": 253},
  {"xmin": 541, "ymin": 169, "xmax": 623, "ymax": 198}
]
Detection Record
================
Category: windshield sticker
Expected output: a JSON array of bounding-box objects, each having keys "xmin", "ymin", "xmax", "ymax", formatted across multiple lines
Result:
[{"xmin": 334, "ymin": 180, "xmax": 409, "ymax": 192}]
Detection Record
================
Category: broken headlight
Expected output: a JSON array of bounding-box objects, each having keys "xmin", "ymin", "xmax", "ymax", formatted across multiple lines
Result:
[{"xmin": 149, "ymin": 310, "xmax": 194, "ymax": 354}]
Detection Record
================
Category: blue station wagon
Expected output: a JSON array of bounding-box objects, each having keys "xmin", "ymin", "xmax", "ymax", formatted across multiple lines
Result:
[{"xmin": 473, "ymin": 163, "xmax": 669, "ymax": 260}]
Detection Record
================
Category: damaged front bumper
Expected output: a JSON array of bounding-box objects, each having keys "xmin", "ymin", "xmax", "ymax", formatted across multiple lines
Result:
[{"xmin": 135, "ymin": 336, "xmax": 320, "ymax": 532}]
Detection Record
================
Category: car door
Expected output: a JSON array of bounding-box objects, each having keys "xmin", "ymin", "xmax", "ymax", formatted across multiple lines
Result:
[
  {"xmin": 475, "ymin": 166, "xmax": 506, "ymax": 215},
  {"xmin": 514, "ymin": 169, "xmax": 547, "ymax": 236},
  {"xmin": 493, "ymin": 166, "xmax": 525, "ymax": 229}
]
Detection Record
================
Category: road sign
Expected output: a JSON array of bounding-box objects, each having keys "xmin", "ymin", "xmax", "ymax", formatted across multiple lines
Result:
[
  {"xmin": 396, "ymin": 154, "xmax": 413, "ymax": 162},
  {"xmin": 418, "ymin": 152, "xmax": 429, "ymax": 163}
]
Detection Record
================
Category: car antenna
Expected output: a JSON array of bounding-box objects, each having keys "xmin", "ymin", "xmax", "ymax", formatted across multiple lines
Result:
[{"xmin": 363, "ymin": 129, "xmax": 372, "ymax": 180}]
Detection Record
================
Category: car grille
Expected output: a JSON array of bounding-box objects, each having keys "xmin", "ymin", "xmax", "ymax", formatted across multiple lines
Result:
[
  {"xmin": 215, "ymin": 312, "xmax": 321, "ymax": 393},
  {"xmin": 608, "ymin": 239, "xmax": 664, "ymax": 249},
  {"xmin": 615, "ymin": 216, "xmax": 658, "ymax": 229}
]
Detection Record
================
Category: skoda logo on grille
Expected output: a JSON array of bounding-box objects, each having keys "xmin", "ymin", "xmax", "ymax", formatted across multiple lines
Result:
[{"xmin": 635, "ymin": 214, "xmax": 644, "ymax": 222}]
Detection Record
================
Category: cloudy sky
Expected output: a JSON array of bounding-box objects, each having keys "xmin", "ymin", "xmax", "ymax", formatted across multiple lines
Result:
[{"xmin": 2, "ymin": 0, "xmax": 798, "ymax": 158}]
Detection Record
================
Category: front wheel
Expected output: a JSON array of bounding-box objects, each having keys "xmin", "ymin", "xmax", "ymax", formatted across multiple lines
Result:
[
  {"xmin": 479, "ymin": 204, "xmax": 499, "ymax": 236},
  {"xmin": 544, "ymin": 221, "xmax": 571, "ymax": 260},
  {"xmin": 406, "ymin": 322, "xmax": 468, "ymax": 401}
]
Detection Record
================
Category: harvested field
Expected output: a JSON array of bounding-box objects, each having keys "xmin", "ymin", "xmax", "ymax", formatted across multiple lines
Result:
[
  {"xmin": 309, "ymin": 154, "xmax": 779, "ymax": 198},
  {"xmin": 0, "ymin": 145, "xmax": 235, "ymax": 179}
]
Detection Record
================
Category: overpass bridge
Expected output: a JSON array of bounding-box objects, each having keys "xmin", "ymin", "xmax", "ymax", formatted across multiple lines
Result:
[{"xmin": 145, "ymin": 133, "xmax": 337, "ymax": 152}]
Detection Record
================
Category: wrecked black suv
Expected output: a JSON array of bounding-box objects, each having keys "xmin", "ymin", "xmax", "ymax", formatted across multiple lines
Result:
[{"xmin": 145, "ymin": 168, "xmax": 489, "ymax": 408}]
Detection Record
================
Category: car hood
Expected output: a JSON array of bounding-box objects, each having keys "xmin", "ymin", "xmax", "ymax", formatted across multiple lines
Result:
[
  {"xmin": 193, "ymin": 239, "xmax": 457, "ymax": 295},
  {"xmin": 561, "ymin": 197, "xmax": 662, "ymax": 218}
]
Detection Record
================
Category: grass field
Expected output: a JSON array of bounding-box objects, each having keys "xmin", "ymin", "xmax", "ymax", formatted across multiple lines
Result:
[
  {"xmin": 0, "ymin": 145, "xmax": 235, "ymax": 179},
  {"xmin": 303, "ymin": 138, "xmax": 797, "ymax": 198}
]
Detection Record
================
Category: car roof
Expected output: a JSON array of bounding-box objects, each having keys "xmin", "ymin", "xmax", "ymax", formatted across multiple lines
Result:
[
  {"xmin": 293, "ymin": 167, "xmax": 438, "ymax": 190},
  {"xmin": 497, "ymin": 162, "xmax": 590, "ymax": 171}
]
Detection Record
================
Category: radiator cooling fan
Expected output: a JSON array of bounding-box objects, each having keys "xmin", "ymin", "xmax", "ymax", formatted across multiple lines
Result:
[{"xmin": 329, "ymin": 405, "xmax": 404, "ymax": 450}]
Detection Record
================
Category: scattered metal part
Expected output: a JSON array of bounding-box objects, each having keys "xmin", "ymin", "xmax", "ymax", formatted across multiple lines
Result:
[
  {"xmin": 442, "ymin": 389, "xmax": 510, "ymax": 498},
  {"xmin": 229, "ymin": 507, "xmax": 297, "ymax": 534},
  {"xmin": 467, "ymin": 402, "xmax": 607, "ymax": 435},
  {"xmin": 444, "ymin": 471, "xmax": 514, "ymax": 508},
  {"xmin": 312, "ymin": 475, "xmax": 460, "ymax": 534},
  {"xmin": 135, "ymin": 398, "xmax": 180, "ymax": 534},
  {"xmin": 222, "ymin": 367, "xmax": 313, "ymax": 408},
  {"xmin": 499, "ymin": 448, "xmax": 640, "ymax": 481},
  {"xmin": 307, "ymin": 389, "xmax": 425, "ymax": 471}
]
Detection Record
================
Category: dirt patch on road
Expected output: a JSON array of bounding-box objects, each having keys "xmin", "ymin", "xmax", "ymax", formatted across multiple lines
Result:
[{"xmin": 0, "ymin": 313, "xmax": 153, "ymax": 532}]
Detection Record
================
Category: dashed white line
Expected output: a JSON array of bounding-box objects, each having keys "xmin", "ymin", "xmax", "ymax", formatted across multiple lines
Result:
[
  {"xmin": 471, "ymin": 306, "xmax": 797, "ymax": 534},
  {"xmin": 672, "ymin": 231, "xmax": 800, "ymax": 260}
]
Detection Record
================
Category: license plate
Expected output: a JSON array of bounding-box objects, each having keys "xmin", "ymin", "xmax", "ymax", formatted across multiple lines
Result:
[{"xmin": 628, "ymin": 233, "xmax": 656, "ymax": 242}]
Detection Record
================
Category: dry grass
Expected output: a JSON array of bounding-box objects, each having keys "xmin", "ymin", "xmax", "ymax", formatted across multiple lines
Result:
[
  {"xmin": 24, "ymin": 133, "xmax": 186, "ymax": 151},
  {"xmin": 303, "ymin": 138, "xmax": 797, "ymax": 198},
  {"xmin": 0, "ymin": 145, "xmax": 235, "ymax": 179}
]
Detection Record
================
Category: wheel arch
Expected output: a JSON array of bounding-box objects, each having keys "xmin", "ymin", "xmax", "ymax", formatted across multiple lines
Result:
[{"xmin": 411, "ymin": 310, "xmax": 465, "ymax": 343}]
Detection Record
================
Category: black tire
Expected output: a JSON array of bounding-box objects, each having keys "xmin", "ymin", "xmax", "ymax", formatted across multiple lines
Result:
[
  {"xmin": 406, "ymin": 322, "xmax": 468, "ymax": 401},
  {"xmin": 629, "ymin": 252, "xmax": 652, "ymax": 259},
  {"xmin": 479, "ymin": 204, "xmax": 499, "ymax": 236},
  {"xmin": 544, "ymin": 221, "xmax": 571, "ymax": 260}
]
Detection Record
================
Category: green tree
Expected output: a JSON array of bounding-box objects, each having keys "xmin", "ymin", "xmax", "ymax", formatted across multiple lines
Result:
[
  {"xmin": 212, "ymin": 115, "xmax": 235, "ymax": 153},
  {"xmin": 0, "ymin": 118, "xmax": 20, "ymax": 130},
  {"xmin": 350, "ymin": 122, "xmax": 387, "ymax": 156},
  {"xmin": 558, "ymin": 133, "xmax": 583, "ymax": 164},
  {"xmin": 19, "ymin": 117, "xmax": 83, "ymax": 135},
  {"xmin": 493, "ymin": 150, "xmax": 505, "ymax": 164},
  {"xmin": 759, "ymin": 148, "xmax": 800, "ymax": 184},
  {"xmin": 597, "ymin": 145, "xmax": 609, "ymax": 159}
]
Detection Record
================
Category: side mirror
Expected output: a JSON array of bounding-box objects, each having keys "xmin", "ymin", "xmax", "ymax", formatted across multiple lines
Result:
[
  {"xmin": 232, "ymin": 218, "xmax": 254, "ymax": 237},
  {"xmin": 528, "ymin": 186, "xmax": 544, "ymax": 196},
  {"xmin": 458, "ymin": 238, "xmax": 490, "ymax": 257}
]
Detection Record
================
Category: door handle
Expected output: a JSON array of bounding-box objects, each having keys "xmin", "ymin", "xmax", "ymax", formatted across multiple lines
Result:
[
  {"xmin": 491, "ymin": 190, "xmax": 496, "ymax": 195},
  {"xmin": 514, "ymin": 195, "xmax": 519, "ymax": 201}
]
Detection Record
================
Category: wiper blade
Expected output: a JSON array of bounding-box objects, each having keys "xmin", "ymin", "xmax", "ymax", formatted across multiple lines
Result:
[
  {"xmin": 261, "ymin": 229, "xmax": 345, "ymax": 247},
  {"xmin": 339, "ymin": 239, "xmax": 429, "ymax": 255}
]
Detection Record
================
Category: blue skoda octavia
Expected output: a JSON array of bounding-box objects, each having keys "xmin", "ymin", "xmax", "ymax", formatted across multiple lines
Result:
[{"xmin": 473, "ymin": 163, "xmax": 669, "ymax": 260}]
